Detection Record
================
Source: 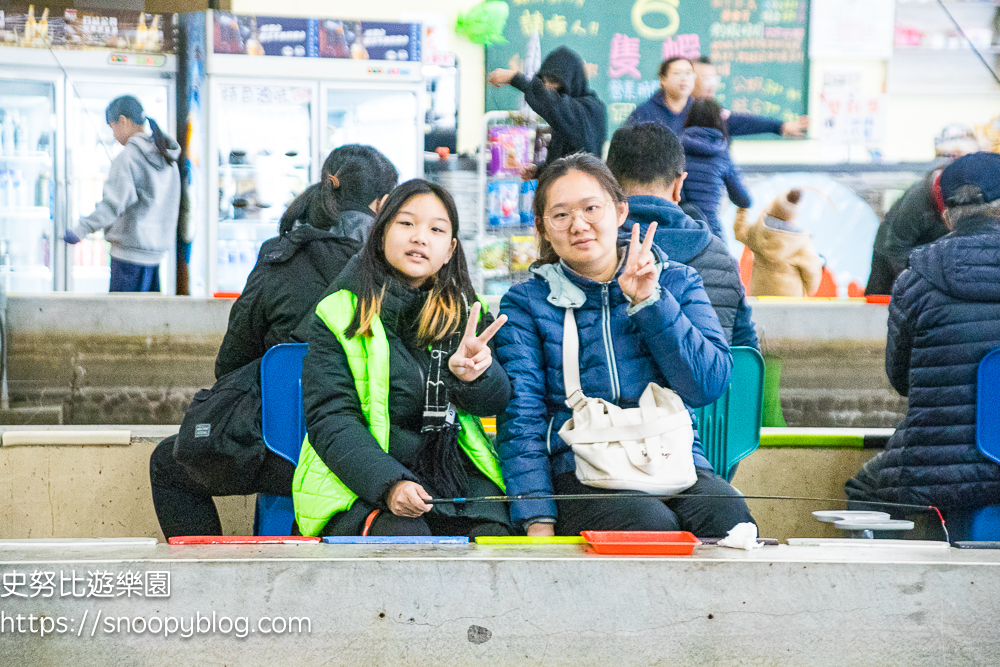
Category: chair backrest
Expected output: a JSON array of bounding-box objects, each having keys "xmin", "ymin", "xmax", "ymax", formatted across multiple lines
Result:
[
  {"xmin": 976, "ymin": 349, "xmax": 1000, "ymax": 465},
  {"xmin": 260, "ymin": 343, "xmax": 309, "ymax": 465},
  {"xmin": 693, "ymin": 346, "xmax": 765, "ymax": 480}
]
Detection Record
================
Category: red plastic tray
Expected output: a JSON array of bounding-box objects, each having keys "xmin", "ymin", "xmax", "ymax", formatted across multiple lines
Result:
[
  {"xmin": 168, "ymin": 536, "xmax": 320, "ymax": 545},
  {"xmin": 581, "ymin": 531, "xmax": 702, "ymax": 555}
]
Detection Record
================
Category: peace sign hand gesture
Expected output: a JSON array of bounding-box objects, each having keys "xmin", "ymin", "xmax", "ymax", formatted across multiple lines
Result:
[
  {"xmin": 448, "ymin": 302, "xmax": 508, "ymax": 383},
  {"xmin": 618, "ymin": 222, "xmax": 659, "ymax": 306}
]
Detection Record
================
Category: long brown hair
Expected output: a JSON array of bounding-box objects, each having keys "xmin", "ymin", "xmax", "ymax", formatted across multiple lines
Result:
[
  {"xmin": 346, "ymin": 179, "xmax": 476, "ymax": 346},
  {"xmin": 533, "ymin": 153, "xmax": 627, "ymax": 265}
]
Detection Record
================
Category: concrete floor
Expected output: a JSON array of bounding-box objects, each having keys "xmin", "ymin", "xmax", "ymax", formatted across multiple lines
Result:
[{"xmin": 0, "ymin": 541, "xmax": 996, "ymax": 666}]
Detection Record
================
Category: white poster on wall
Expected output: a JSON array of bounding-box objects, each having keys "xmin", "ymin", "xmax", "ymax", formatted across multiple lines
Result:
[
  {"xmin": 809, "ymin": 0, "xmax": 896, "ymax": 59},
  {"xmin": 817, "ymin": 69, "xmax": 888, "ymax": 147}
]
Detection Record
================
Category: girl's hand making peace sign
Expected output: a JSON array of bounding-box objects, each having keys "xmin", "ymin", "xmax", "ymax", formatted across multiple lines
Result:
[
  {"xmin": 618, "ymin": 222, "xmax": 659, "ymax": 306},
  {"xmin": 448, "ymin": 302, "xmax": 508, "ymax": 382}
]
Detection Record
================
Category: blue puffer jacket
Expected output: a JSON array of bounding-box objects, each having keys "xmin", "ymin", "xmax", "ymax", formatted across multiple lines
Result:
[
  {"xmin": 857, "ymin": 215, "xmax": 1000, "ymax": 510},
  {"xmin": 680, "ymin": 127, "xmax": 752, "ymax": 239},
  {"xmin": 495, "ymin": 248, "xmax": 733, "ymax": 525},
  {"xmin": 624, "ymin": 195, "xmax": 758, "ymax": 349}
]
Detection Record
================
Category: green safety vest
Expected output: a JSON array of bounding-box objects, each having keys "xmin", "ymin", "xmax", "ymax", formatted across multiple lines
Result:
[{"xmin": 292, "ymin": 289, "xmax": 506, "ymax": 536}]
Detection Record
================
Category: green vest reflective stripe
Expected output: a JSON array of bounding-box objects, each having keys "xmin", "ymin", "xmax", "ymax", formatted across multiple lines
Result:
[{"xmin": 292, "ymin": 290, "xmax": 506, "ymax": 537}]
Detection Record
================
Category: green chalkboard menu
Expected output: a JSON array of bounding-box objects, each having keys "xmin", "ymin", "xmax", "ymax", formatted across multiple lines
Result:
[{"xmin": 486, "ymin": 0, "xmax": 809, "ymax": 136}]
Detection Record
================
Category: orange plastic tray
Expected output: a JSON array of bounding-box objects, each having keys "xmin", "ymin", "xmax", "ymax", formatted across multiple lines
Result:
[
  {"xmin": 168, "ymin": 536, "xmax": 320, "ymax": 545},
  {"xmin": 581, "ymin": 531, "xmax": 702, "ymax": 555}
]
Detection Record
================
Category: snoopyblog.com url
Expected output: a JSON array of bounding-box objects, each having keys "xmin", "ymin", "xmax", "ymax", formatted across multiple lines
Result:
[{"xmin": 1, "ymin": 610, "xmax": 310, "ymax": 638}]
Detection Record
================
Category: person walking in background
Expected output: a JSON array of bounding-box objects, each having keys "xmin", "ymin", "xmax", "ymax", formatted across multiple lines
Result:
[
  {"xmin": 680, "ymin": 99, "xmax": 752, "ymax": 239},
  {"xmin": 488, "ymin": 46, "xmax": 607, "ymax": 174},
  {"xmin": 64, "ymin": 95, "xmax": 180, "ymax": 292},
  {"xmin": 606, "ymin": 122, "xmax": 758, "ymax": 349},
  {"xmin": 149, "ymin": 145, "xmax": 398, "ymax": 540},
  {"xmin": 734, "ymin": 190, "xmax": 823, "ymax": 297},
  {"xmin": 846, "ymin": 152, "xmax": 1000, "ymax": 539},
  {"xmin": 691, "ymin": 57, "xmax": 809, "ymax": 139}
]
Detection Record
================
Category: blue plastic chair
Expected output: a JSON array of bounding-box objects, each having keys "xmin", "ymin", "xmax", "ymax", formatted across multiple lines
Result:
[
  {"xmin": 693, "ymin": 346, "xmax": 765, "ymax": 482},
  {"xmin": 253, "ymin": 343, "xmax": 308, "ymax": 536},
  {"xmin": 970, "ymin": 349, "xmax": 1000, "ymax": 539}
]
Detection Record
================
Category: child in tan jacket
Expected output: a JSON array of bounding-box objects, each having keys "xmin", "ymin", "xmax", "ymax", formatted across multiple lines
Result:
[{"xmin": 734, "ymin": 190, "xmax": 823, "ymax": 297}]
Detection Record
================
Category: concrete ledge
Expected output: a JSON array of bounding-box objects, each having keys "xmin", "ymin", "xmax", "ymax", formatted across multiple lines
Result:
[{"xmin": 0, "ymin": 543, "xmax": 996, "ymax": 666}]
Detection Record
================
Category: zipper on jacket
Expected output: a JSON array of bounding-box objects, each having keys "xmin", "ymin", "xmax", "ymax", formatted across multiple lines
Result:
[
  {"xmin": 601, "ymin": 284, "xmax": 621, "ymax": 402},
  {"xmin": 546, "ymin": 415, "xmax": 555, "ymax": 455}
]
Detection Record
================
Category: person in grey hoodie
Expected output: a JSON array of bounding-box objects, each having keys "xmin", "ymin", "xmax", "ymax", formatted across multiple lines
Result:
[{"xmin": 64, "ymin": 95, "xmax": 180, "ymax": 292}]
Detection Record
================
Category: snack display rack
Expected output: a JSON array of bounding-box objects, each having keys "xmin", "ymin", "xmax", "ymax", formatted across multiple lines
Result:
[{"xmin": 470, "ymin": 110, "xmax": 549, "ymax": 295}]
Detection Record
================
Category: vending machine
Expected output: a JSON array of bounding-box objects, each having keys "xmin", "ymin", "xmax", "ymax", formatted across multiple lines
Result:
[
  {"xmin": 0, "ymin": 7, "xmax": 177, "ymax": 293},
  {"xmin": 186, "ymin": 11, "xmax": 424, "ymax": 295}
]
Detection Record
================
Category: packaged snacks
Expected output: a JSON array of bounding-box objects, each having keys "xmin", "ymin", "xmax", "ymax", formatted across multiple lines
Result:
[
  {"xmin": 487, "ymin": 180, "xmax": 520, "ymax": 226},
  {"xmin": 477, "ymin": 238, "xmax": 508, "ymax": 270},
  {"xmin": 488, "ymin": 126, "xmax": 533, "ymax": 176},
  {"xmin": 510, "ymin": 235, "xmax": 538, "ymax": 272},
  {"xmin": 520, "ymin": 179, "xmax": 537, "ymax": 226}
]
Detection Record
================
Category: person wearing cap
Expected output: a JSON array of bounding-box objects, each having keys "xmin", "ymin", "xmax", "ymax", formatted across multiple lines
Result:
[
  {"xmin": 846, "ymin": 152, "xmax": 1000, "ymax": 537},
  {"xmin": 733, "ymin": 189, "xmax": 823, "ymax": 297},
  {"xmin": 865, "ymin": 125, "xmax": 981, "ymax": 296},
  {"xmin": 64, "ymin": 95, "xmax": 181, "ymax": 292}
]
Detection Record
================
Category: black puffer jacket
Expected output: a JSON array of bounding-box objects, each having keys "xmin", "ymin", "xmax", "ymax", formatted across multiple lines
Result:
[
  {"xmin": 215, "ymin": 214, "xmax": 370, "ymax": 378},
  {"xmin": 511, "ymin": 46, "xmax": 606, "ymax": 167},
  {"xmin": 850, "ymin": 215, "xmax": 1000, "ymax": 510},
  {"xmin": 301, "ymin": 259, "xmax": 511, "ymax": 507},
  {"xmin": 624, "ymin": 195, "xmax": 758, "ymax": 348},
  {"xmin": 866, "ymin": 168, "xmax": 948, "ymax": 295}
]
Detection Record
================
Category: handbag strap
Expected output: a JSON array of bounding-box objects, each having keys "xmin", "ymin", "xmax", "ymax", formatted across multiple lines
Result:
[{"xmin": 562, "ymin": 308, "xmax": 586, "ymax": 410}]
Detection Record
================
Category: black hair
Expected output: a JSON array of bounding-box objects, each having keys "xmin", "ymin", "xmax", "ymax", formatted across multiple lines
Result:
[
  {"xmin": 684, "ymin": 98, "xmax": 729, "ymax": 142},
  {"xmin": 279, "ymin": 144, "xmax": 398, "ymax": 235},
  {"xmin": 105, "ymin": 95, "xmax": 176, "ymax": 165},
  {"xmin": 658, "ymin": 56, "xmax": 693, "ymax": 78},
  {"xmin": 606, "ymin": 122, "xmax": 685, "ymax": 188},
  {"xmin": 695, "ymin": 56, "xmax": 712, "ymax": 65},
  {"xmin": 533, "ymin": 153, "xmax": 627, "ymax": 265},
  {"xmin": 346, "ymin": 179, "xmax": 476, "ymax": 345}
]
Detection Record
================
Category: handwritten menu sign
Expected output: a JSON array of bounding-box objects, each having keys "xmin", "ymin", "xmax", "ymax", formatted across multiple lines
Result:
[{"xmin": 486, "ymin": 0, "xmax": 808, "ymax": 136}]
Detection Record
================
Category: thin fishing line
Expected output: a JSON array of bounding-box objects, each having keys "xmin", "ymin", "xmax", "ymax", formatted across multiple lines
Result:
[{"xmin": 935, "ymin": 0, "xmax": 1000, "ymax": 87}]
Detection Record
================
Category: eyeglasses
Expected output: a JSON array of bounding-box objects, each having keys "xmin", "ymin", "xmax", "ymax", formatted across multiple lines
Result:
[{"xmin": 543, "ymin": 199, "xmax": 614, "ymax": 231}]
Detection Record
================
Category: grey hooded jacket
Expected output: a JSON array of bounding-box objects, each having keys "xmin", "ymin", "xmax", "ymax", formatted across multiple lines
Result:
[{"xmin": 73, "ymin": 133, "xmax": 181, "ymax": 264}]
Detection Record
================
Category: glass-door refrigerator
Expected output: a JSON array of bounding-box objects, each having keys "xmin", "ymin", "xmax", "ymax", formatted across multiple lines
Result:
[
  {"xmin": 197, "ymin": 11, "xmax": 424, "ymax": 295},
  {"xmin": 0, "ymin": 67, "xmax": 62, "ymax": 293}
]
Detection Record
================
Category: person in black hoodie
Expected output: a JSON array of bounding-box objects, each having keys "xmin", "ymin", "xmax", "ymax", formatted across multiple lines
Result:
[
  {"xmin": 149, "ymin": 145, "xmax": 398, "ymax": 539},
  {"xmin": 607, "ymin": 122, "xmax": 758, "ymax": 350},
  {"xmin": 488, "ymin": 46, "xmax": 607, "ymax": 174}
]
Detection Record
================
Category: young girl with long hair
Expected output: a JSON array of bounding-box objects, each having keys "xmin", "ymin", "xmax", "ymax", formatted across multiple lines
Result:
[
  {"xmin": 64, "ymin": 94, "xmax": 181, "ymax": 292},
  {"xmin": 495, "ymin": 153, "xmax": 755, "ymax": 537},
  {"xmin": 680, "ymin": 98, "xmax": 752, "ymax": 239},
  {"xmin": 293, "ymin": 179, "xmax": 513, "ymax": 537}
]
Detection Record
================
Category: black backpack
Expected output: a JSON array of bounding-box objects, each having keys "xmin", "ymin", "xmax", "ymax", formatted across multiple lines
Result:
[{"xmin": 173, "ymin": 359, "xmax": 266, "ymax": 494}]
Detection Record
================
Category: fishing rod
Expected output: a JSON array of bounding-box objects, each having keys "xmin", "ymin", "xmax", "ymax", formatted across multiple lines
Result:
[{"xmin": 427, "ymin": 493, "xmax": 950, "ymax": 541}]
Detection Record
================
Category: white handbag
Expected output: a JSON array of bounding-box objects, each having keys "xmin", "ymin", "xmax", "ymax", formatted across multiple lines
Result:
[{"xmin": 557, "ymin": 308, "xmax": 698, "ymax": 495}]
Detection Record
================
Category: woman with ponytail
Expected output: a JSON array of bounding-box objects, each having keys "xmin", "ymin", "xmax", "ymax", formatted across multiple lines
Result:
[
  {"xmin": 149, "ymin": 145, "xmax": 398, "ymax": 539},
  {"xmin": 292, "ymin": 179, "xmax": 513, "ymax": 538},
  {"xmin": 65, "ymin": 95, "xmax": 181, "ymax": 292}
]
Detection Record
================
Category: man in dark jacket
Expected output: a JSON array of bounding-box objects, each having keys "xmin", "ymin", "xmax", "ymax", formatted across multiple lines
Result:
[
  {"xmin": 846, "ymin": 152, "xmax": 1000, "ymax": 536},
  {"xmin": 488, "ymin": 46, "xmax": 607, "ymax": 170},
  {"xmin": 606, "ymin": 122, "xmax": 758, "ymax": 349},
  {"xmin": 865, "ymin": 167, "xmax": 948, "ymax": 296}
]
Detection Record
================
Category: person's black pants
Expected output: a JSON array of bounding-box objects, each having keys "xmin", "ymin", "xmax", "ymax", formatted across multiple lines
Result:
[
  {"xmin": 149, "ymin": 435, "xmax": 295, "ymax": 538},
  {"xmin": 552, "ymin": 469, "xmax": 756, "ymax": 538}
]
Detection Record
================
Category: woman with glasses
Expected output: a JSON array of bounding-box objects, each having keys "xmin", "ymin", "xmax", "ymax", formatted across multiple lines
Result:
[{"xmin": 494, "ymin": 153, "xmax": 755, "ymax": 537}]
